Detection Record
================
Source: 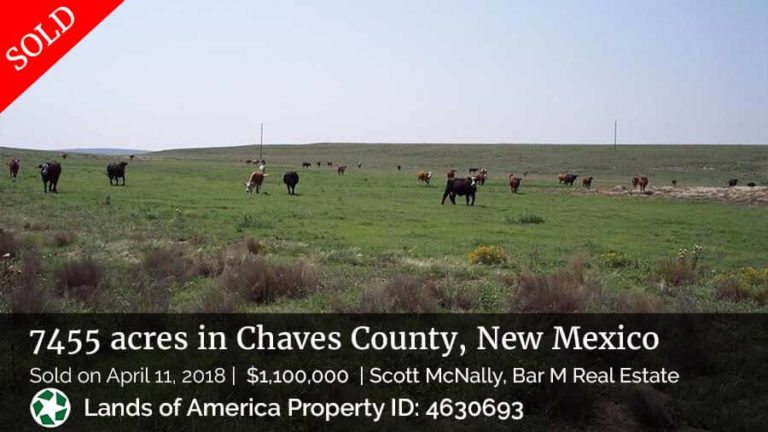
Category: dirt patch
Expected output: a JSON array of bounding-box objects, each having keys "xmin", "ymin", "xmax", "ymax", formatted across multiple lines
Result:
[{"xmin": 587, "ymin": 185, "xmax": 768, "ymax": 206}]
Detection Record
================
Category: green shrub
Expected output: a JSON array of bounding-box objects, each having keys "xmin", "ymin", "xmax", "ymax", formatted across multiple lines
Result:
[
  {"xmin": 600, "ymin": 250, "xmax": 632, "ymax": 268},
  {"xmin": 518, "ymin": 213, "xmax": 545, "ymax": 224}
]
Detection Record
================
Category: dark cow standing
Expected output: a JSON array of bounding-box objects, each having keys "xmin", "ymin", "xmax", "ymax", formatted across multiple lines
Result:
[
  {"xmin": 357, "ymin": 162, "xmax": 362, "ymax": 169},
  {"xmin": 728, "ymin": 179, "xmax": 738, "ymax": 187},
  {"xmin": 130, "ymin": 154, "xmax": 135, "ymax": 160},
  {"xmin": 283, "ymin": 171, "xmax": 299, "ymax": 195},
  {"xmin": 468, "ymin": 167, "xmax": 479, "ymax": 173},
  {"xmin": 442, "ymin": 177, "xmax": 477, "ymax": 206},
  {"xmin": 9, "ymin": 159, "xmax": 19, "ymax": 179},
  {"xmin": 327, "ymin": 161, "xmax": 333, "ymax": 167},
  {"xmin": 747, "ymin": 182, "xmax": 756, "ymax": 187},
  {"xmin": 107, "ymin": 162, "xmax": 128, "ymax": 186},
  {"xmin": 509, "ymin": 174, "xmax": 521, "ymax": 193},
  {"xmin": 631, "ymin": 176, "xmax": 640, "ymax": 189},
  {"xmin": 38, "ymin": 162, "xmax": 62, "ymax": 193},
  {"xmin": 397, "ymin": 165, "xmax": 402, "ymax": 171},
  {"xmin": 582, "ymin": 176, "xmax": 593, "ymax": 189},
  {"xmin": 447, "ymin": 169, "xmax": 456, "ymax": 179},
  {"xmin": 337, "ymin": 165, "xmax": 347, "ymax": 175},
  {"xmin": 316, "ymin": 161, "xmax": 322, "ymax": 167},
  {"xmin": 563, "ymin": 174, "xmax": 578, "ymax": 186},
  {"xmin": 302, "ymin": 162, "xmax": 312, "ymax": 168}
]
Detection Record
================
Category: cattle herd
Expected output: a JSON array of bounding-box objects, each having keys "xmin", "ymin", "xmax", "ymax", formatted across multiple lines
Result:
[{"xmin": 3, "ymin": 157, "xmax": 762, "ymax": 206}]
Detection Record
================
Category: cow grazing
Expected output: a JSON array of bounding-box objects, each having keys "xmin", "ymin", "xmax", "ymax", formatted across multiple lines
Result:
[
  {"xmin": 316, "ymin": 161, "xmax": 321, "ymax": 167},
  {"xmin": 357, "ymin": 162, "xmax": 362, "ymax": 169},
  {"xmin": 447, "ymin": 169, "xmax": 456, "ymax": 179},
  {"xmin": 283, "ymin": 171, "xmax": 299, "ymax": 195},
  {"xmin": 130, "ymin": 154, "xmax": 135, "ymax": 160},
  {"xmin": 417, "ymin": 170, "xmax": 433, "ymax": 185},
  {"xmin": 106, "ymin": 162, "xmax": 128, "ymax": 186},
  {"xmin": 442, "ymin": 177, "xmax": 477, "ymax": 206},
  {"xmin": 631, "ymin": 176, "xmax": 640, "ymax": 189},
  {"xmin": 337, "ymin": 165, "xmax": 347, "ymax": 175},
  {"xmin": 638, "ymin": 176, "xmax": 649, "ymax": 193},
  {"xmin": 327, "ymin": 161, "xmax": 333, "ymax": 167},
  {"xmin": 558, "ymin": 173, "xmax": 567, "ymax": 184},
  {"xmin": 9, "ymin": 159, "xmax": 19, "ymax": 179},
  {"xmin": 61, "ymin": 154, "xmax": 68, "ymax": 160},
  {"xmin": 563, "ymin": 174, "xmax": 578, "ymax": 186},
  {"xmin": 397, "ymin": 165, "xmax": 402, "ymax": 171},
  {"xmin": 38, "ymin": 162, "xmax": 62, "ymax": 193},
  {"xmin": 302, "ymin": 162, "xmax": 312, "ymax": 168},
  {"xmin": 672, "ymin": 180, "xmax": 678, "ymax": 187},
  {"xmin": 509, "ymin": 174, "xmax": 521, "ymax": 193},
  {"xmin": 245, "ymin": 171, "xmax": 266, "ymax": 195},
  {"xmin": 468, "ymin": 167, "xmax": 479, "ymax": 173},
  {"xmin": 246, "ymin": 159, "xmax": 253, "ymax": 164},
  {"xmin": 748, "ymin": 182, "xmax": 756, "ymax": 187},
  {"xmin": 474, "ymin": 169, "xmax": 488, "ymax": 185},
  {"xmin": 728, "ymin": 179, "xmax": 738, "ymax": 187},
  {"xmin": 582, "ymin": 176, "xmax": 593, "ymax": 189}
]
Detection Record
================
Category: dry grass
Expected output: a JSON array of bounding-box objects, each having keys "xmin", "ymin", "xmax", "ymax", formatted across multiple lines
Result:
[
  {"xmin": 54, "ymin": 257, "xmax": 106, "ymax": 305},
  {"xmin": 219, "ymin": 256, "xmax": 316, "ymax": 304},
  {"xmin": 134, "ymin": 277, "xmax": 172, "ymax": 312},
  {"xmin": 657, "ymin": 259, "xmax": 697, "ymax": 288},
  {"xmin": 0, "ymin": 229, "xmax": 20, "ymax": 258},
  {"xmin": 714, "ymin": 275, "xmax": 751, "ymax": 302},
  {"xmin": 5, "ymin": 246, "xmax": 58, "ymax": 313},
  {"xmin": 245, "ymin": 237, "xmax": 266, "ymax": 255},
  {"xmin": 359, "ymin": 274, "xmax": 445, "ymax": 313},
  {"xmin": 511, "ymin": 258, "xmax": 599, "ymax": 313},
  {"xmin": 617, "ymin": 291, "xmax": 666, "ymax": 313},
  {"xmin": 142, "ymin": 246, "xmax": 191, "ymax": 280},
  {"xmin": 50, "ymin": 231, "xmax": 77, "ymax": 247}
]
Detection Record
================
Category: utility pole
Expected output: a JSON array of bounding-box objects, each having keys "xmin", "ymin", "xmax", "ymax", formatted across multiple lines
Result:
[
  {"xmin": 613, "ymin": 120, "xmax": 617, "ymax": 151},
  {"xmin": 259, "ymin": 123, "xmax": 264, "ymax": 160}
]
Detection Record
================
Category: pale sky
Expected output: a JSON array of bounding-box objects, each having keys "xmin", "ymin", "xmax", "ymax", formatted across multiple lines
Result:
[{"xmin": 1, "ymin": 0, "xmax": 767, "ymax": 150}]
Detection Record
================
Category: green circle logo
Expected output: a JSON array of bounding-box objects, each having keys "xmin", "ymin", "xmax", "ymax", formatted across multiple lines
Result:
[{"xmin": 30, "ymin": 388, "xmax": 70, "ymax": 428}]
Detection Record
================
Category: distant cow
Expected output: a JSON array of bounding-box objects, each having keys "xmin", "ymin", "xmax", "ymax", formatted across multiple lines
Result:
[
  {"xmin": 509, "ymin": 174, "xmax": 521, "ymax": 193},
  {"xmin": 631, "ymin": 176, "xmax": 640, "ymax": 189},
  {"xmin": 130, "ymin": 154, "xmax": 135, "ymax": 160},
  {"xmin": 672, "ymin": 180, "xmax": 678, "ymax": 187},
  {"xmin": 357, "ymin": 162, "xmax": 362, "ymax": 169},
  {"xmin": 582, "ymin": 176, "xmax": 593, "ymax": 189},
  {"xmin": 302, "ymin": 162, "xmax": 312, "ymax": 168},
  {"xmin": 61, "ymin": 154, "xmax": 68, "ymax": 160},
  {"xmin": 468, "ymin": 167, "xmax": 479, "ymax": 173},
  {"xmin": 337, "ymin": 165, "xmax": 347, "ymax": 175},
  {"xmin": 327, "ymin": 161, "xmax": 333, "ymax": 167},
  {"xmin": 558, "ymin": 173, "xmax": 567, "ymax": 184},
  {"xmin": 316, "ymin": 161, "xmax": 321, "ymax": 167},
  {"xmin": 447, "ymin": 169, "xmax": 456, "ymax": 179},
  {"xmin": 728, "ymin": 179, "xmax": 738, "ymax": 187},
  {"xmin": 38, "ymin": 162, "xmax": 62, "ymax": 193},
  {"xmin": 283, "ymin": 171, "xmax": 299, "ymax": 195},
  {"xmin": 638, "ymin": 176, "xmax": 649, "ymax": 193},
  {"xmin": 106, "ymin": 162, "xmax": 128, "ymax": 186},
  {"xmin": 9, "ymin": 159, "xmax": 19, "ymax": 179},
  {"xmin": 474, "ymin": 169, "xmax": 488, "ymax": 185},
  {"xmin": 246, "ymin": 160, "xmax": 253, "ymax": 164},
  {"xmin": 442, "ymin": 177, "xmax": 477, "ymax": 206},
  {"xmin": 397, "ymin": 165, "xmax": 402, "ymax": 171},
  {"xmin": 417, "ymin": 170, "xmax": 433, "ymax": 185},
  {"xmin": 563, "ymin": 174, "xmax": 578, "ymax": 186},
  {"xmin": 747, "ymin": 182, "xmax": 756, "ymax": 187},
  {"xmin": 245, "ymin": 171, "xmax": 265, "ymax": 195}
]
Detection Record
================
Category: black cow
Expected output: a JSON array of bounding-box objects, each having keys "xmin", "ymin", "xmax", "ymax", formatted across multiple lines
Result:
[
  {"xmin": 107, "ymin": 162, "xmax": 128, "ymax": 186},
  {"xmin": 442, "ymin": 177, "xmax": 477, "ymax": 206},
  {"xmin": 283, "ymin": 171, "xmax": 299, "ymax": 195},
  {"xmin": 38, "ymin": 162, "xmax": 62, "ymax": 193},
  {"xmin": 302, "ymin": 162, "xmax": 312, "ymax": 168},
  {"xmin": 747, "ymin": 182, "xmax": 756, "ymax": 187},
  {"xmin": 316, "ymin": 161, "xmax": 321, "ymax": 167},
  {"xmin": 728, "ymin": 179, "xmax": 738, "ymax": 187},
  {"xmin": 397, "ymin": 165, "xmax": 402, "ymax": 171},
  {"xmin": 563, "ymin": 174, "xmax": 578, "ymax": 186}
]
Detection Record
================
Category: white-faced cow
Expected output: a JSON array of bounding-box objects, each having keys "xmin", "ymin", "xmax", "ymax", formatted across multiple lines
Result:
[
  {"xmin": 9, "ymin": 159, "xmax": 19, "ymax": 179},
  {"xmin": 442, "ymin": 177, "xmax": 477, "ymax": 206},
  {"xmin": 245, "ymin": 171, "xmax": 266, "ymax": 195},
  {"xmin": 38, "ymin": 162, "xmax": 62, "ymax": 193},
  {"xmin": 417, "ymin": 170, "xmax": 433, "ymax": 185}
]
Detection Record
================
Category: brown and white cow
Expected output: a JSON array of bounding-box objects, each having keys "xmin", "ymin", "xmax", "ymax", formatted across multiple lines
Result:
[
  {"xmin": 9, "ymin": 159, "xmax": 19, "ymax": 179},
  {"xmin": 558, "ymin": 173, "xmax": 567, "ymax": 184},
  {"xmin": 245, "ymin": 171, "xmax": 266, "ymax": 195},
  {"xmin": 637, "ymin": 176, "xmax": 649, "ymax": 193},
  {"xmin": 474, "ymin": 169, "xmax": 488, "ymax": 185},
  {"xmin": 509, "ymin": 174, "xmax": 521, "ymax": 193},
  {"xmin": 417, "ymin": 170, "xmax": 433, "ymax": 185}
]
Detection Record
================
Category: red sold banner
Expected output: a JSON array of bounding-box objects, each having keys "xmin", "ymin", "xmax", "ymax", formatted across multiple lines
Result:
[{"xmin": 0, "ymin": 1, "xmax": 124, "ymax": 114}]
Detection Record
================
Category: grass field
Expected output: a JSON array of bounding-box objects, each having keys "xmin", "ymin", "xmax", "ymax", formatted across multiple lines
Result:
[{"xmin": 1, "ymin": 144, "xmax": 767, "ymax": 313}]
